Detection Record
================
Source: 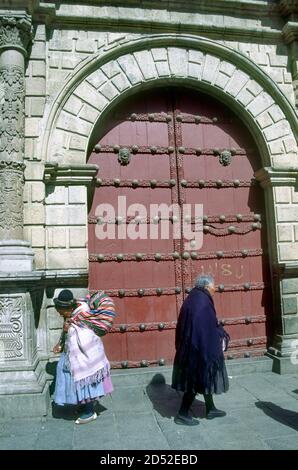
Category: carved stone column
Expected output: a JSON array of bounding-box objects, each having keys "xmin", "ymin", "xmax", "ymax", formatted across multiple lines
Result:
[
  {"xmin": 0, "ymin": 15, "xmax": 34, "ymax": 271},
  {"xmin": 0, "ymin": 14, "xmax": 49, "ymax": 418}
]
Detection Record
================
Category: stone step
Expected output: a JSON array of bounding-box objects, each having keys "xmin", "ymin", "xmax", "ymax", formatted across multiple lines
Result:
[{"xmin": 110, "ymin": 356, "xmax": 273, "ymax": 388}]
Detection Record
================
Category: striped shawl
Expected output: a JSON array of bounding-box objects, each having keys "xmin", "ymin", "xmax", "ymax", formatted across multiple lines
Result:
[{"xmin": 72, "ymin": 291, "xmax": 116, "ymax": 337}]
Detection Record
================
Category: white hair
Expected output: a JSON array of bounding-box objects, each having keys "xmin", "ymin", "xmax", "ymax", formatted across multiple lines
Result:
[{"xmin": 195, "ymin": 274, "xmax": 215, "ymax": 289}]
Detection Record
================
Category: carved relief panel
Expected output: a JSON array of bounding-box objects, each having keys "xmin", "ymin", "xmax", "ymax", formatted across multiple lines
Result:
[{"xmin": 0, "ymin": 296, "xmax": 24, "ymax": 361}]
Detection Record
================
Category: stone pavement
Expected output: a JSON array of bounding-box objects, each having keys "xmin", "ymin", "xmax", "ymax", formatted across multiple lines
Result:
[{"xmin": 0, "ymin": 365, "xmax": 298, "ymax": 451}]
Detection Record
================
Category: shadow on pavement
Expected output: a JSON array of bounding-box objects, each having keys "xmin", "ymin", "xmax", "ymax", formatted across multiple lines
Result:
[
  {"xmin": 51, "ymin": 401, "xmax": 107, "ymax": 421},
  {"xmin": 51, "ymin": 402, "xmax": 79, "ymax": 420},
  {"xmin": 255, "ymin": 401, "xmax": 298, "ymax": 432},
  {"xmin": 146, "ymin": 373, "xmax": 205, "ymax": 419}
]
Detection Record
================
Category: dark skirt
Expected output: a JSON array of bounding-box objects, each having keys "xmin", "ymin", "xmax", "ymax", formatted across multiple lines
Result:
[{"xmin": 172, "ymin": 359, "xmax": 229, "ymax": 395}]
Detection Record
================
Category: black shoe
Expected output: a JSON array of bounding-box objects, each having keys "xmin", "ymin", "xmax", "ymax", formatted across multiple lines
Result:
[
  {"xmin": 174, "ymin": 413, "xmax": 200, "ymax": 426},
  {"xmin": 206, "ymin": 407, "xmax": 226, "ymax": 419}
]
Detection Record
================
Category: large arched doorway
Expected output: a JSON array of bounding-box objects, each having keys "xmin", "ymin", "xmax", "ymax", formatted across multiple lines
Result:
[{"xmin": 88, "ymin": 87, "xmax": 272, "ymax": 368}]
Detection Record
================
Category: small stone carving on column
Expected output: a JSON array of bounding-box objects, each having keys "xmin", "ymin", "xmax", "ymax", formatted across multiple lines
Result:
[
  {"xmin": 0, "ymin": 65, "xmax": 25, "ymax": 161},
  {"xmin": 0, "ymin": 161, "xmax": 25, "ymax": 240}
]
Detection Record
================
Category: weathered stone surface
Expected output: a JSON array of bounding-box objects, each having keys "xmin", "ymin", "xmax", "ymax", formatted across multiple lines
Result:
[
  {"xmin": 277, "ymin": 206, "xmax": 298, "ymax": 222},
  {"xmin": 225, "ymin": 70, "xmax": 250, "ymax": 97},
  {"xmin": 134, "ymin": 50, "xmax": 157, "ymax": 80},
  {"xmin": 46, "ymin": 205, "xmax": 86, "ymax": 226},
  {"xmin": 24, "ymin": 204, "xmax": 45, "ymax": 225},
  {"xmin": 47, "ymin": 227, "xmax": 67, "ymax": 248},
  {"xmin": 283, "ymin": 315, "xmax": 298, "ymax": 335},
  {"xmin": 74, "ymin": 82, "xmax": 108, "ymax": 111},
  {"xmin": 68, "ymin": 186, "xmax": 87, "ymax": 204},
  {"xmin": 99, "ymin": 81, "xmax": 119, "ymax": 101},
  {"xmin": 56, "ymin": 111, "xmax": 92, "ymax": 137},
  {"xmin": 69, "ymin": 134, "xmax": 88, "ymax": 152},
  {"xmin": 26, "ymin": 77, "xmax": 46, "ymax": 96},
  {"xmin": 256, "ymin": 111, "xmax": 274, "ymax": 129},
  {"xmin": 264, "ymin": 120, "xmax": 291, "ymax": 141},
  {"xmin": 64, "ymin": 95, "xmax": 83, "ymax": 116},
  {"xmin": 292, "ymin": 188, "xmax": 298, "ymax": 204},
  {"xmin": 277, "ymin": 225, "xmax": 293, "ymax": 242},
  {"xmin": 112, "ymin": 71, "xmax": 131, "ymax": 92},
  {"xmin": 283, "ymin": 296, "xmax": 298, "ymax": 315},
  {"xmin": 168, "ymin": 48, "xmax": 188, "ymax": 77},
  {"xmin": 31, "ymin": 182, "xmax": 45, "ymax": 203},
  {"xmin": 274, "ymin": 187, "xmax": 292, "ymax": 204},
  {"xmin": 117, "ymin": 55, "xmax": 144, "ymax": 84},
  {"xmin": 282, "ymin": 278, "xmax": 298, "ymax": 295},
  {"xmin": 46, "ymin": 186, "xmax": 66, "ymax": 205},
  {"xmin": 201, "ymin": 54, "xmax": 220, "ymax": 83},
  {"xmin": 279, "ymin": 243, "xmax": 298, "ymax": 261},
  {"xmin": 31, "ymin": 226, "xmax": 45, "ymax": 247},
  {"xmin": 69, "ymin": 227, "xmax": 87, "ymax": 248},
  {"xmin": 247, "ymin": 92, "xmax": 274, "ymax": 117},
  {"xmin": 47, "ymin": 249, "xmax": 87, "ymax": 269}
]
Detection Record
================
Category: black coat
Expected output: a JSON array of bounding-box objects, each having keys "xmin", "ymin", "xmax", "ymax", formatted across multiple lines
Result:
[{"xmin": 171, "ymin": 287, "xmax": 228, "ymax": 394}]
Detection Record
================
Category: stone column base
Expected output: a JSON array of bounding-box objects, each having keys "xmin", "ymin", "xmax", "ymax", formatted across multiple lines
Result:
[
  {"xmin": 0, "ymin": 387, "xmax": 50, "ymax": 419},
  {"xmin": 0, "ymin": 240, "xmax": 35, "ymax": 272},
  {"xmin": 267, "ymin": 352, "xmax": 298, "ymax": 374},
  {"xmin": 0, "ymin": 361, "xmax": 50, "ymax": 419},
  {"xmin": 0, "ymin": 275, "xmax": 49, "ymax": 418},
  {"xmin": 267, "ymin": 334, "xmax": 298, "ymax": 374}
]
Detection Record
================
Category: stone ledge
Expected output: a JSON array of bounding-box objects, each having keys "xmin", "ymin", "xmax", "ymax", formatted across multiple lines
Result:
[
  {"xmin": 282, "ymin": 21, "xmax": 298, "ymax": 44},
  {"xmin": 44, "ymin": 162, "xmax": 98, "ymax": 185},
  {"xmin": 255, "ymin": 167, "xmax": 298, "ymax": 188},
  {"xmin": 273, "ymin": 262, "xmax": 298, "ymax": 278},
  {"xmin": 29, "ymin": 3, "xmax": 282, "ymax": 40},
  {"xmin": 0, "ymin": 269, "xmax": 88, "ymax": 288}
]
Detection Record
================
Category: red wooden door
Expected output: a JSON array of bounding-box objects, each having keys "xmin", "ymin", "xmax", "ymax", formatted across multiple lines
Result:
[{"xmin": 88, "ymin": 87, "xmax": 272, "ymax": 368}]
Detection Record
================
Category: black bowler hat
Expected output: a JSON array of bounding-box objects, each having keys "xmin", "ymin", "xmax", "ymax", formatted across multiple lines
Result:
[{"xmin": 53, "ymin": 289, "xmax": 76, "ymax": 309}]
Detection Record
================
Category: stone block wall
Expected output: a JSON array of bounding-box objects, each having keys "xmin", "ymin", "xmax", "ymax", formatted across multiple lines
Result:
[
  {"xmin": 219, "ymin": 41, "xmax": 295, "ymax": 106},
  {"xmin": 25, "ymin": 24, "xmax": 46, "ymax": 160},
  {"xmin": 276, "ymin": 187, "xmax": 298, "ymax": 262},
  {"xmin": 23, "ymin": 162, "xmax": 46, "ymax": 269},
  {"xmin": 45, "ymin": 185, "xmax": 88, "ymax": 270}
]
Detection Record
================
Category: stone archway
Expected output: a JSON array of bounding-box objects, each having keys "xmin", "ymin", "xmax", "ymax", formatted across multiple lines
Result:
[{"xmin": 44, "ymin": 35, "xmax": 298, "ymax": 170}]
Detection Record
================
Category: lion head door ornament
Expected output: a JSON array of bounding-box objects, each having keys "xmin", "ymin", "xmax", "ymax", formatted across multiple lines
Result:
[
  {"xmin": 118, "ymin": 147, "xmax": 131, "ymax": 166},
  {"xmin": 219, "ymin": 149, "xmax": 232, "ymax": 167}
]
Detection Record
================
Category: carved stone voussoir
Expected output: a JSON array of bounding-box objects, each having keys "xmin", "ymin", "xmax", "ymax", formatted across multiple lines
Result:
[
  {"xmin": 0, "ymin": 296, "xmax": 24, "ymax": 360},
  {"xmin": 0, "ymin": 65, "xmax": 25, "ymax": 161},
  {"xmin": 0, "ymin": 15, "xmax": 33, "ymax": 53}
]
